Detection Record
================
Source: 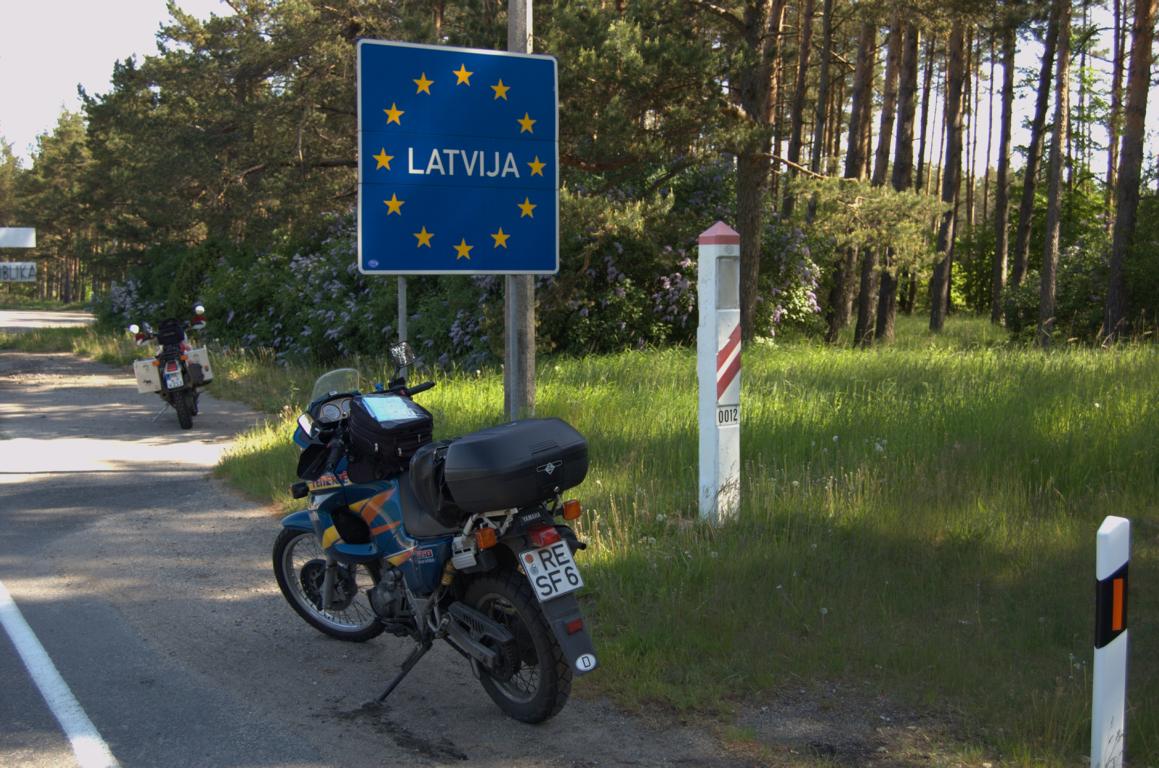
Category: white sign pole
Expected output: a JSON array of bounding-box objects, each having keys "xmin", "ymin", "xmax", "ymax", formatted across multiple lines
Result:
[
  {"xmin": 1091, "ymin": 515, "xmax": 1130, "ymax": 768},
  {"xmin": 697, "ymin": 222, "xmax": 741, "ymax": 525}
]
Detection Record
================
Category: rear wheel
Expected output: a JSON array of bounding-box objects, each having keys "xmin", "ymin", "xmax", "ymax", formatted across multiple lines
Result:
[
  {"xmin": 272, "ymin": 528, "xmax": 384, "ymax": 642},
  {"xmin": 173, "ymin": 390, "xmax": 193, "ymax": 429},
  {"xmin": 465, "ymin": 571, "xmax": 571, "ymax": 723}
]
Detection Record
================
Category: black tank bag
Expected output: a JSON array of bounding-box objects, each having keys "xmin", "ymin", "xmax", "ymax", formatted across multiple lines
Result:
[{"xmin": 346, "ymin": 393, "xmax": 433, "ymax": 483}]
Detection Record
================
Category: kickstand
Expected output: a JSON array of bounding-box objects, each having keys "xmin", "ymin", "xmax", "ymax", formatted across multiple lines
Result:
[
  {"xmin": 151, "ymin": 401, "xmax": 171, "ymax": 422},
  {"xmin": 374, "ymin": 639, "xmax": 432, "ymax": 704}
]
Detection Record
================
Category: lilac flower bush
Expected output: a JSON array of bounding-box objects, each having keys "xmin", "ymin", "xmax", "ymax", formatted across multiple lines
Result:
[{"xmin": 761, "ymin": 220, "xmax": 823, "ymax": 338}]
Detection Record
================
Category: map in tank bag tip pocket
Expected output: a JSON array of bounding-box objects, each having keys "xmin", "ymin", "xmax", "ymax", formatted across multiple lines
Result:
[{"xmin": 521, "ymin": 541, "xmax": 584, "ymax": 602}]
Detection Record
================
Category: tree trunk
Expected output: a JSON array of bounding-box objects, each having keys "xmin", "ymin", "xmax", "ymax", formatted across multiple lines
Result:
[
  {"xmin": 992, "ymin": 22, "xmax": 1016, "ymax": 324},
  {"xmin": 875, "ymin": 269, "xmax": 898, "ymax": 341},
  {"xmin": 1037, "ymin": 0, "xmax": 1071, "ymax": 349},
  {"xmin": 735, "ymin": 0, "xmax": 788, "ymax": 342},
  {"xmin": 982, "ymin": 34, "xmax": 995, "ymax": 225},
  {"xmin": 892, "ymin": 22, "xmax": 920, "ymax": 193},
  {"xmin": 964, "ymin": 29, "xmax": 978, "ymax": 229},
  {"xmin": 828, "ymin": 18, "xmax": 876, "ymax": 343},
  {"xmin": 1010, "ymin": 3, "xmax": 1059, "ymax": 294},
  {"xmin": 879, "ymin": 21, "xmax": 919, "ymax": 344},
  {"xmin": 1104, "ymin": 0, "xmax": 1158, "ymax": 340},
  {"xmin": 872, "ymin": 14, "xmax": 902, "ymax": 187},
  {"xmin": 806, "ymin": 0, "xmax": 833, "ymax": 223},
  {"xmin": 1105, "ymin": 0, "xmax": 1126, "ymax": 224},
  {"xmin": 829, "ymin": 19, "xmax": 871, "ymax": 342},
  {"xmin": 857, "ymin": 12, "xmax": 902, "ymax": 347},
  {"xmin": 844, "ymin": 20, "xmax": 877, "ymax": 181},
  {"xmin": 808, "ymin": 0, "xmax": 833, "ymax": 178},
  {"xmin": 782, "ymin": 0, "xmax": 816, "ymax": 218},
  {"xmin": 915, "ymin": 35, "xmax": 935, "ymax": 193},
  {"xmin": 930, "ymin": 20, "xmax": 966, "ymax": 332},
  {"xmin": 854, "ymin": 251, "xmax": 879, "ymax": 346}
]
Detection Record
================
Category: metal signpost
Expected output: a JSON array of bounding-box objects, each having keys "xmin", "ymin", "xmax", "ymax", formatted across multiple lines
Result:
[
  {"xmin": 1091, "ymin": 516, "xmax": 1130, "ymax": 768},
  {"xmin": 697, "ymin": 222, "xmax": 742, "ymax": 525}
]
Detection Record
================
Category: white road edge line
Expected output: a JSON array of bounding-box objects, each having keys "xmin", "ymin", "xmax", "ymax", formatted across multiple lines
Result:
[{"xmin": 0, "ymin": 578, "xmax": 120, "ymax": 768}]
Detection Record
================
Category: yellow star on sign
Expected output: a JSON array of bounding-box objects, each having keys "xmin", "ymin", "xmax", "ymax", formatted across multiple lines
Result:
[
  {"xmin": 528, "ymin": 156, "xmax": 546, "ymax": 176},
  {"xmin": 454, "ymin": 238, "xmax": 474, "ymax": 259},
  {"xmin": 372, "ymin": 148, "xmax": 394, "ymax": 170},
  {"xmin": 453, "ymin": 64, "xmax": 473, "ymax": 85},
  {"xmin": 491, "ymin": 79, "xmax": 510, "ymax": 100},
  {"xmin": 413, "ymin": 226, "xmax": 433, "ymax": 248},
  {"xmin": 491, "ymin": 227, "xmax": 510, "ymax": 248},
  {"xmin": 383, "ymin": 103, "xmax": 404, "ymax": 125},
  {"xmin": 413, "ymin": 72, "xmax": 434, "ymax": 94},
  {"xmin": 517, "ymin": 112, "xmax": 536, "ymax": 133},
  {"xmin": 383, "ymin": 194, "xmax": 404, "ymax": 215},
  {"xmin": 518, "ymin": 197, "xmax": 536, "ymax": 218}
]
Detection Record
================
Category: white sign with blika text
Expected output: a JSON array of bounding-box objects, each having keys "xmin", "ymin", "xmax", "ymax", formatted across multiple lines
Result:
[{"xmin": 0, "ymin": 262, "xmax": 37, "ymax": 282}]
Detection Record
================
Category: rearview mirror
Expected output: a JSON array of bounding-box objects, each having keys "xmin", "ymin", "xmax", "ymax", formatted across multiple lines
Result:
[
  {"xmin": 389, "ymin": 342, "xmax": 416, "ymax": 368},
  {"xmin": 297, "ymin": 413, "xmax": 316, "ymax": 439}
]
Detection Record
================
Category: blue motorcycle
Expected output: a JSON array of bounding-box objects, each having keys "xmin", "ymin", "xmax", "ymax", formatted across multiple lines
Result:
[{"xmin": 273, "ymin": 343, "xmax": 597, "ymax": 723}]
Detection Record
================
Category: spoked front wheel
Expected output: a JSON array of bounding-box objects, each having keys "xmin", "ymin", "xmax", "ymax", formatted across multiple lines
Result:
[
  {"xmin": 272, "ymin": 528, "xmax": 384, "ymax": 642},
  {"xmin": 465, "ymin": 571, "xmax": 571, "ymax": 723}
]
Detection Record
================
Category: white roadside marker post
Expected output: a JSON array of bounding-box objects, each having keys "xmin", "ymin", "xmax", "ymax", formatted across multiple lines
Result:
[
  {"xmin": 697, "ymin": 222, "xmax": 741, "ymax": 525},
  {"xmin": 1091, "ymin": 516, "xmax": 1130, "ymax": 768}
]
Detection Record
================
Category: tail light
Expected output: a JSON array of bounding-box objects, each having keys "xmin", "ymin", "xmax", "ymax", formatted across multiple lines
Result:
[
  {"xmin": 164, "ymin": 361, "xmax": 180, "ymax": 373},
  {"xmin": 528, "ymin": 525, "xmax": 561, "ymax": 548}
]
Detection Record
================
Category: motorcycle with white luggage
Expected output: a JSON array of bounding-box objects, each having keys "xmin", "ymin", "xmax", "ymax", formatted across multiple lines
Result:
[
  {"xmin": 273, "ymin": 343, "xmax": 597, "ymax": 723},
  {"xmin": 129, "ymin": 304, "xmax": 212, "ymax": 429}
]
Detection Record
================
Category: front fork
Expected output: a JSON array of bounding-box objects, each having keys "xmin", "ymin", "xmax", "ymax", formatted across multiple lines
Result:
[{"xmin": 320, "ymin": 557, "xmax": 340, "ymax": 611}]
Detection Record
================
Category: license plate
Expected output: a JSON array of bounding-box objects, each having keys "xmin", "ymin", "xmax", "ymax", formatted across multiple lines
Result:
[
  {"xmin": 164, "ymin": 371, "xmax": 184, "ymax": 388},
  {"xmin": 520, "ymin": 541, "xmax": 584, "ymax": 603}
]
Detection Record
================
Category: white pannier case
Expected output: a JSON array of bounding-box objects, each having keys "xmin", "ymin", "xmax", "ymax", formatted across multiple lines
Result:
[
  {"xmin": 186, "ymin": 347, "xmax": 214, "ymax": 384},
  {"xmin": 133, "ymin": 359, "xmax": 161, "ymax": 394}
]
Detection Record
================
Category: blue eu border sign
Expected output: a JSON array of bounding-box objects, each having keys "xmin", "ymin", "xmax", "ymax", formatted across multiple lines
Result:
[{"xmin": 357, "ymin": 40, "xmax": 558, "ymax": 275}]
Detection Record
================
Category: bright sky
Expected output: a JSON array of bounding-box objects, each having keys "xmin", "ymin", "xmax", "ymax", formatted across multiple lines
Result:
[{"xmin": 0, "ymin": 0, "xmax": 230, "ymax": 165}]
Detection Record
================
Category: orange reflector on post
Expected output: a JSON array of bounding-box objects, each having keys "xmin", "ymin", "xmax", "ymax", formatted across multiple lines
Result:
[
  {"xmin": 475, "ymin": 528, "xmax": 497, "ymax": 550},
  {"xmin": 562, "ymin": 499, "xmax": 582, "ymax": 520},
  {"xmin": 1112, "ymin": 577, "xmax": 1124, "ymax": 631}
]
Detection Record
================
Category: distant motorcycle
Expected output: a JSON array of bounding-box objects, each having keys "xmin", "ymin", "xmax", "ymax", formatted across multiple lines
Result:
[
  {"xmin": 274, "ymin": 342, "xmax": 597, "ymax": 723},
  {"xmin": 129, "ymin": 305, "xmax": 213, "ymax": 429}
]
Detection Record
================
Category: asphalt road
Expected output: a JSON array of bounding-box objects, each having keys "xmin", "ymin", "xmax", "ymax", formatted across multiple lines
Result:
[{"xmin": 0, "ymin": 319, "xmax": 740, "ymax": 767}]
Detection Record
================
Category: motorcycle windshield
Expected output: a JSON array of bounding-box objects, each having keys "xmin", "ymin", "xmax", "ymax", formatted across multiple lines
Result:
[{"xmin": 310, "ymin": 368, "xmax": 360, "ymax": 401}]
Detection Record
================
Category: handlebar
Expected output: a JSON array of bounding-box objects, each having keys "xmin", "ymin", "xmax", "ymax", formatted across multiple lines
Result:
[{"xmin": 406, "ymin": 381, "xmax": 436, "ymax": 396}]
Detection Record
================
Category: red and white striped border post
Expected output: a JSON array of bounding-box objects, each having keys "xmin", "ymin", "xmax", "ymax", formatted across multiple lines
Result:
[
  {"xmin": 697, "ymin": 222, "xmax": 741, "ymax": 525},
  {"xmin": 1091, "ymin": 516, "xmax": 1130, "ymax": 768}
]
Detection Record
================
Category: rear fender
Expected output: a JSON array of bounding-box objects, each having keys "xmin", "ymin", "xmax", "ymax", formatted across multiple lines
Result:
[
  {"xmin": 497, "ymin": 533, "xmax": 598, "ymax": 677},
  {"xmin": 538, "ymin": 592, "xmax": 598, "ymax": 676}
]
